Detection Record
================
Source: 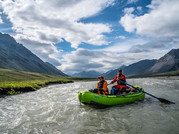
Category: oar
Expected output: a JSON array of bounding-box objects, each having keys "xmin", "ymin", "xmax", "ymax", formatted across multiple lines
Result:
[
  {"xmin": 79, "ymin": 92, "xmax": 82, "ymax": 105},
  {"xmin": 119, "ymin": 80, "xmax": 175, "ymax": 104}
]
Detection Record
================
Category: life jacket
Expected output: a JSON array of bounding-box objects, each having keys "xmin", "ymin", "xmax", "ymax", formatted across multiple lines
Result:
[
  {"xmin": 98, "ymin": 81, "xmax": 104, "ymax": 88},
  {"xmin": 117, "ymin": 74, "xmax": 126, "ymax": 85},
  {"xmin": 96, "ymin": 80, "xmax": 108, "ymax": 95}
]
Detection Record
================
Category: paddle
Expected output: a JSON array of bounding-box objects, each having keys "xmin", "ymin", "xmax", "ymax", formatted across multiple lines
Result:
[{"xmin": 119, "ymin": 80, "xmax": 175, "ymax": 104}]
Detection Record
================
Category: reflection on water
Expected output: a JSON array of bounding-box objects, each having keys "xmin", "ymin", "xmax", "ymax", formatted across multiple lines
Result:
[{"xmin": 0, "ymin": 78, "xmax": 179, "ymax": 134}]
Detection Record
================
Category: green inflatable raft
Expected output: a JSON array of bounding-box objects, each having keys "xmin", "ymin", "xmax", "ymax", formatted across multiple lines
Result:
[{"xmin": 78, "ymin": 85, "xmax": 145, "ymax": 107}]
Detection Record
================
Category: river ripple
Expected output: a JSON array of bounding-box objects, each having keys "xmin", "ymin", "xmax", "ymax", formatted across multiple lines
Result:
[{"xmin": 0, "ymin": 78, "xmax": 179, "ymax": 134}]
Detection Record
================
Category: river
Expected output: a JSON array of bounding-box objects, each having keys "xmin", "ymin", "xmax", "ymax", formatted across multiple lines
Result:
[{"xmin": 0, "ymin": 77, "xmax": 179, "ymax": 134}]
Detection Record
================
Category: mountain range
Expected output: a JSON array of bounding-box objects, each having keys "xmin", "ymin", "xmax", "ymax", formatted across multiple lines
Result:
[
  {"xmin": 102, "ymin": 59, "xmax": 157, "ymax": 78},
  {"xmin": 72, "ymin": 49, "xmax": 179, "ymax": 78},
  {"xmin": 149, "ymin": 49, "xmax": 179, "ymax": 73},
  {"xmin": 0, "ymin": 33, "xmax": 67, "ymax": 76},
  {"xmin": 72, "ymin": 70, "xmax": 101, "ymax": 78}
]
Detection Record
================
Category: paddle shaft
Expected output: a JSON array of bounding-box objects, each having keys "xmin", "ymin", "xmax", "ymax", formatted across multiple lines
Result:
[
  {"xmin": 119, "ymin": 80, "xmax": 175, "ymax": 104},
  {"xmin": 120, "ymin": 80, "xmax": 159, "ymax": 99}
]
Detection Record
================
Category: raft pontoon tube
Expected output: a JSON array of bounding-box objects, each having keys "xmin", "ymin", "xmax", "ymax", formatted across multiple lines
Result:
[{"xmin": 78, "ymin": 85, "xmax": 145, "ymax": 107}]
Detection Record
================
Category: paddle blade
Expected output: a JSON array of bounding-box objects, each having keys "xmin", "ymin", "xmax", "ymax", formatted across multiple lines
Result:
[{"xmin": 158, "ymin": 98, "xmax": 175, "ymax": 104}]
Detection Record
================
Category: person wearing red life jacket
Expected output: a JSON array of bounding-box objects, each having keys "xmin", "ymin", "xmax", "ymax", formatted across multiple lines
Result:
[
  {"xmin": 95, "ymin": 76, "xmax": 108, "ymax": 95},
  {"xmin": 109, "ymin": 69, "xmax": 127, "ymax": 95}
]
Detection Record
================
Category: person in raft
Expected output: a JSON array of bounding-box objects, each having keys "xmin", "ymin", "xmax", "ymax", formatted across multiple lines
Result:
[
  {"xmin": 90, "ymin": 76, "xmax": 108, "ymax": 95},
  {"xmin": 109, "ymin": 69, "xmax": 127, "ymax": 95}
]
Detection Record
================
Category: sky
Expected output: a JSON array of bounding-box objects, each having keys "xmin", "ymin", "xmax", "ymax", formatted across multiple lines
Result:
[{"xmin": 0, "ymin": 0, "xmax": 179, "ymax": 75}]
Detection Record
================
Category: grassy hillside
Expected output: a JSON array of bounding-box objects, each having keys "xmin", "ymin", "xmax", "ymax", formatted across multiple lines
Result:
[
  {"xmin": 0, "ymin": 68, "xmax": 97, "ymax": 95},
  {"xmin": 0, "ymin": 68, "xmax": 74, "ymax": 95},
  {"xmin": 0, "ymin": 68, "xmax": 63, "ymax": 82}
]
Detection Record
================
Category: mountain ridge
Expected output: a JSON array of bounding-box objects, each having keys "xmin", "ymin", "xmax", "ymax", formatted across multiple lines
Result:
[
  {"xmin": 72, "ymin": 70, "xmax": 101, "ymax": 78},
  {"xmin": 102, "ymin": 59, "xmax": 157, "ymax": 78},
  {"xmin": 73, "ymin": 49, "xmax": 179, "ymax": 78},
  {"xmin": 149, "ymin": 48, "xmax": 179, "ymax": 73},
  {"xmin": 0, "ymin": 33, "xmax": 67, "ymax": 76},
  {"xmin": 103, "ymin": 49, "xmax": 179, "ymax": 78}
]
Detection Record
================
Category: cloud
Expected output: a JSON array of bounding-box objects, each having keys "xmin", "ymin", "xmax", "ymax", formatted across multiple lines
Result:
[
  {"xmin": 103, "ymin": 38, "xmax": 148, "ymax": 53},
  {"xmin": 58, "ymin": 48, "xmax": 127, "ymax": 74},
  {"xmin": 58, "ymin": 48, "xmax": 104, "ymax": 73},
  {"xmin": 120, "ymin": 0, "xmax": 179, "ymax": 38},
  {"xmin": 58, "ymin": 46, "xmax": 165, "ymax": 74},
  {"xmin": 0, "ymin": 12, "xmax": 3, "ymax": 23},
  {"xmin": 120, "ymin": 0, "xmax": 179, "ymax": 37},
  {"xmin": 15, "ymin": 35, "xmax": 62, "ymax": 66},
  {"xmin": 115, "ymin": 35, "xmax": 126, "ymax": 39},
  {"xmin": 104, "ymin": 37, "xmax": 177, "ymax": 54},
  {"xmin": 136, "ymin": 6, "xmax": 143, "ymax": 15},
  {"xmin": 0, "ymin": 0, "xmax": 114, "ymax": 47},
  {"xmin": 0, "ymin": 0, "xmax": 114, "ymax": 63},
  {"xmin": 128, "ymin": 38, "xmax": 173, "ymax": 53},
  {"xmin": 120, "ymin": 14, "xmax": 136, "ymax": 32},
  {"xmin": 123, "ymin": 7, "xmax": 135, "ymax": 14},
  {"xmin": 117, "ymin": 0, "xmax": 179, "ymax": 68},
  {"xmin": 136, "ymin": 6, "xmax": 142, "ymax": 11},
  {"xmin": 127, "ymin": 0, "xmax": 139, "ymax": 4},
  {"xmin": 57, "ymin": 35, "xmax": 177, "ymax": 74}
]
